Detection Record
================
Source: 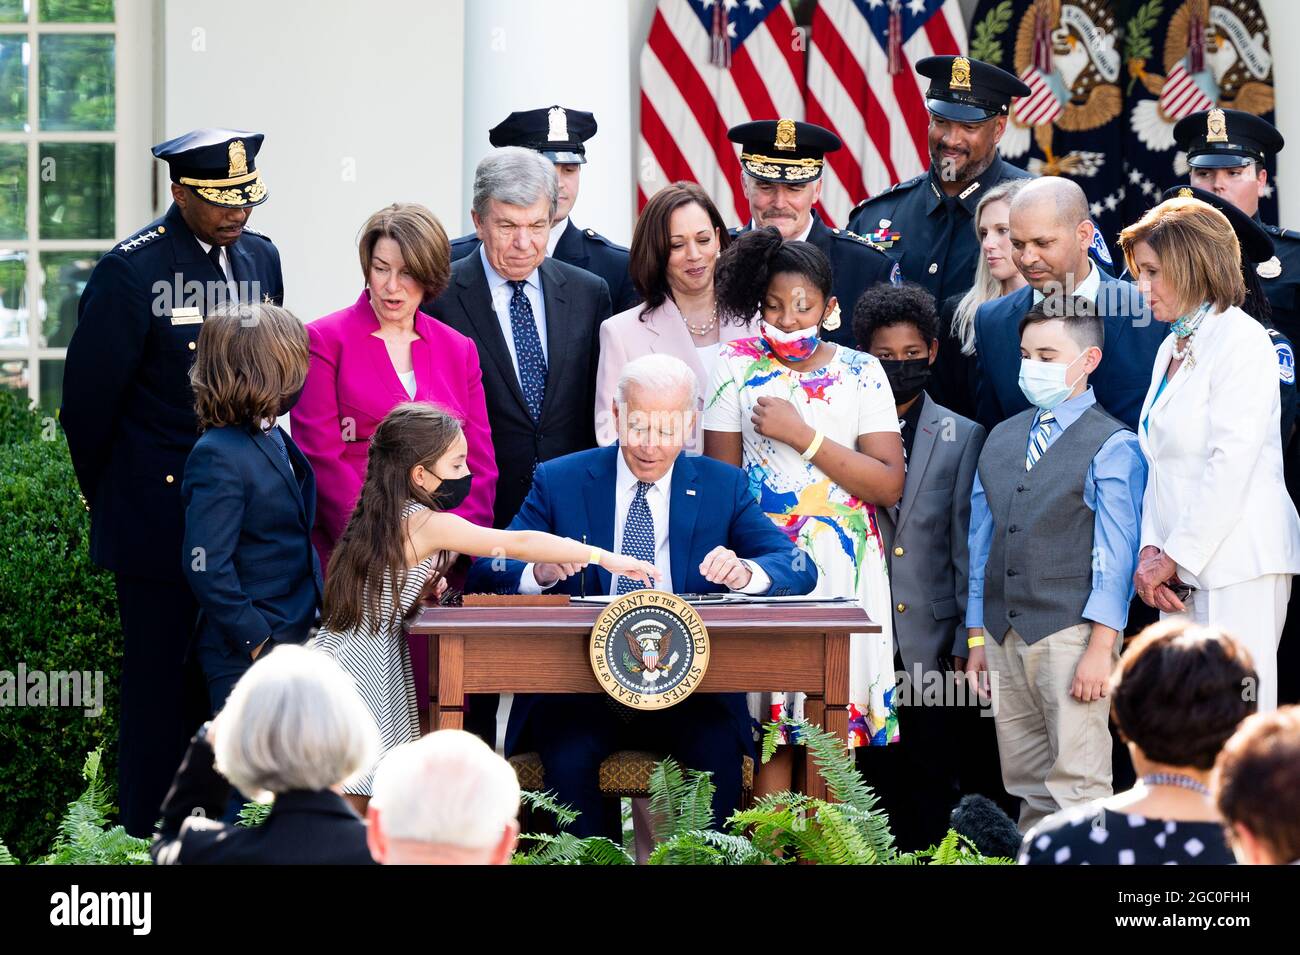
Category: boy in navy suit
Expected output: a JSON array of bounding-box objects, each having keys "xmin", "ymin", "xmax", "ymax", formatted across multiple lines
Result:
[
  {"xmin": 182, "ymin": 303, "xmax": 322, "ymax": 714},
  {"xmin": 467, "ymin": 354, "xmax": 817, "ymax": 838}
]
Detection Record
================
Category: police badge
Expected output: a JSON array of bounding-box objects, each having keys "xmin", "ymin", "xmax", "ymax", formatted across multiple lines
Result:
[{"xmin": 1258, "ymin": 255, "xmax": 1282, "ymax": 279}]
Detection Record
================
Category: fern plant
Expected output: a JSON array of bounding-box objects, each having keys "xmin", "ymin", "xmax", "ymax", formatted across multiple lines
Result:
[
  {"xmin": 24, "ymin": 748, "xmax": 152, "ymax": 865},
  {"xmin": 512, "ymin": 788, "xmax": 634, "ymax": 864},
  {"xmin": 237, "ymin": 800, "xmax": 273, "ymax": 828},
  {"xmin": 508, "ymin": 719, "xmax": 1015, "ymax": 865}
]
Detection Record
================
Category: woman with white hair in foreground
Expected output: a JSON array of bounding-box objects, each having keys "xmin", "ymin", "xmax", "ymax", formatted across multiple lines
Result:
[
  {"xmin": 151, "ymin": 645, "xmax": 381, "ymax": 865},
  {"xmin": 367, "ymin": 730, "xmax": 520, "ymax": 865}
]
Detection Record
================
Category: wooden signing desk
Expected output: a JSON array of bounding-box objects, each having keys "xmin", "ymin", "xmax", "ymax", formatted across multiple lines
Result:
[{"xmin": 407, "ymin": 599, "xmax": 877, "ymax": 800}]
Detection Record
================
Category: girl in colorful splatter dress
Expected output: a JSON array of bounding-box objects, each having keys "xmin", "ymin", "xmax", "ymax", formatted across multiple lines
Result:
[{"xmin": 702, "ymin": 227, "xmax": 905, "ymax": 794}]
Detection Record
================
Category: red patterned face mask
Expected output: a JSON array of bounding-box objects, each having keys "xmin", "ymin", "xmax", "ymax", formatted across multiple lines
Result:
[{"xmin": 761, "ymin": 321, "xmax": 820, "ymax": 362}]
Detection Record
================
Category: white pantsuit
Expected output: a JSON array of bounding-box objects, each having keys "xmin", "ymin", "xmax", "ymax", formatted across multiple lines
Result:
[{"xmin": 1138, "ymin": 305, "xmax": 1300, "ymax": 711}]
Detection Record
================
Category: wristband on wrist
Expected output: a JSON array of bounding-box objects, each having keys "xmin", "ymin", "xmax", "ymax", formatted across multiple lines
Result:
[
  {"xmin": 588, "ymin": 546, "xmax": 604, "ymax": 566},
  {"xmin": 801, "ymin": 429, "xmax": 825, "ymax": 462},
  {"xmin": 967, "ymin": 634, "xmax": 985, "ymax": 649}
]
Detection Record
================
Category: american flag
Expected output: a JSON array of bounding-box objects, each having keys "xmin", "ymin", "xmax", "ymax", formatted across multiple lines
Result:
[
  {"xmin": 638, "ymin": 0, "xmax": 805, "ymax": 227},
  {"xmin": 805, "ymin": 0, "xmax": 966, "ymax": 226},
  {"xmin": 1157, "ymin": 62, "xmax": 1215, "ymax": 121}
]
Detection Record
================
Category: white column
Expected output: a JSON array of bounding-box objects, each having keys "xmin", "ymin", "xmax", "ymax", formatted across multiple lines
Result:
[
  {"xmin": 162, "ymin": 0, "xmax": 467, "ymax": 326},
  {"xmin": 461, "ymin": 0, "xmax": 634, "ymax": 244},
  {"xmin": 1262, "ymin": 0, "xmax": 1299, "ymax": 225}
]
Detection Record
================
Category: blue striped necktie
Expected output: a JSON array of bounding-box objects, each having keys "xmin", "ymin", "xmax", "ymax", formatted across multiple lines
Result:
[{"xmin": 1026, "ymin": 410, "xmax": 1056, "ymax": 471}]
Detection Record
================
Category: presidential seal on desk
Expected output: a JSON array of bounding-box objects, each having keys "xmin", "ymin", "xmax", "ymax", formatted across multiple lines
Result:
[{"xmin": 589, "ymin": 590, "xmax": 710, "ymax": 710}]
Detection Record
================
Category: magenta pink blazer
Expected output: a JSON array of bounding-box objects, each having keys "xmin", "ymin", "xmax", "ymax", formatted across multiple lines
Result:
[{"xmin": 292, "ymin": 290, "xmax": 498, "ymax": 570}]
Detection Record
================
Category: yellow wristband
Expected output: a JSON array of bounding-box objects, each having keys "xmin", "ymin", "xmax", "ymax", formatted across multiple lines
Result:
[
  {"xmin": 801, "ymin": 429, "xmax": 825, "ymax": 461},
  {"xmin": 588, "ymin": 547, "xmax": 603, "ymax": 566},
  {"xmin": 967, "ymin": 635, "xmax": 985, "ymax": 649}
]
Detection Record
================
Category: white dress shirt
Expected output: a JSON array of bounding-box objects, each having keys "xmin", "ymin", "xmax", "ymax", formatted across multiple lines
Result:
[
  {"xmin": 546, "ymin": 218, "xmax": 567, "ymax": 257},
  {"xmin": 478, "ymin": 244, "xmax": 548, "ymax": 377},
  {"xmin": 195, "ymin": 236, "xmax": 236, "ymax": 298},
  {"xmin": 519, "ymin": 451, "xmax": 771, "ymax": 595},
  {"xmin": 1031, "ymin": 258, "xmax": 1101, "ymax": 305}
]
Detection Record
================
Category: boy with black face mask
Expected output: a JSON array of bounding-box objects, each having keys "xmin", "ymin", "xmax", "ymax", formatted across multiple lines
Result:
[{"xmin": 853, "ymin": 282, "xmax": 991, "ymax": 850}]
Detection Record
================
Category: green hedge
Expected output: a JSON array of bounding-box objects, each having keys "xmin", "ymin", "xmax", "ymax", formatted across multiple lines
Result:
[{"xmin": 0, "ymin": 391, "xmax": 122, "ymax": 861}]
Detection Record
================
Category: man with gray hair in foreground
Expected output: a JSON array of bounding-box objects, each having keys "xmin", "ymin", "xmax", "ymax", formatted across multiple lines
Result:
[
  {"xmin": 367, "ymin": 731, "xmax": 520, "ymax": 865},
  {"xmin": 466, "ymin": 353, "xmax": 818, "ymax": 840},
  {"xmin": 971, "ymin": 175, "xmax": 1165, "ymax": 432}
]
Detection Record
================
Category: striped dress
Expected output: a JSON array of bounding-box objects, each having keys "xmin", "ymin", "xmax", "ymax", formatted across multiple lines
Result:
[{"xmin": 313, "ymin": 500, "xmax": 436, "ymax": 795}]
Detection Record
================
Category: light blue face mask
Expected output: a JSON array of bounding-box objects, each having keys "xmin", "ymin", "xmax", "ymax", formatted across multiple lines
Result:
[{"xmin": 1018, "ymin": 352, "xmax": 1088, "ymax": 411}]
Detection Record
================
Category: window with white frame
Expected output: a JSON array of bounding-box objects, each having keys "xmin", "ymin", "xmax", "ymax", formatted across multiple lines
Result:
[{"xmin": 0, "ymin": 0, "xmax": 151, "ymax": 412}]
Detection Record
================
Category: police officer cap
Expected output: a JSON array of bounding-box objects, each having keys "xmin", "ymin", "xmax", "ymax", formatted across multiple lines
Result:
[
  {"xmin": 1173, "ymin": 108, "xmax": 1284, "ymax": 169},
  {"xmin": 151, "ymin": 128, "xmax": 268, "ymax": 208},
  {"xmin": 1161, "ymin": 185, "xmax": 1274, "ymax": 264},
  {"xmin": 916, "ymin": 55, "xmax": 1030, "ymax": 123},
  {"xmin": 727, "ymin": 119, "xmax": 841, "ymax": 184},
  {"xmin": 489, "ymin": 106, "xmax": 597, "ymax": 164}
]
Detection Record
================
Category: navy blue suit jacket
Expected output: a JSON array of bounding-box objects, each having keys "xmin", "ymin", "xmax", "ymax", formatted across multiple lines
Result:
[
  {"xmin": 181, "ymin": 424, "xmax": 322, "ymax": 657},
  {"xmin": 465, "ymin": 446, "xmax": 819, "ymax": 755},
  {"xmin": 972, "ymin": 276, "xmax": 1166, "ymax": 432},
  {"xmin": 62, "ymin": 203, "xmax": 285, "ymax": 581}
]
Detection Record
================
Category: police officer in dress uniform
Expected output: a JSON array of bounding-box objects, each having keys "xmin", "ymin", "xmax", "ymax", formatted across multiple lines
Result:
[
  {"xmin": 1174, "ymin": 109, "xmax": 1300, "ymax": 351},
  {"xmin": 727, "ymin": 118, "xmax": 896, "ymax": 348},
  {"xmin": 60, "ymin": 129, "xmax": 285, "ymax": 837},
  {"xmin": 1172, "ymin": 110, "xmax": 1300, "ymax": 706},
  {"xmin": 448, "ymin": 105, "xmax": 639, "ymax": 314},
  {"xmin": 846, "ymin": 55, "xmax": 1032, "ymax": 305}
]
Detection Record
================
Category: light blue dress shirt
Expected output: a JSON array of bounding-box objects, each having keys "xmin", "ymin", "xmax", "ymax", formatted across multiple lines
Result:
[
  {"xmin": 966, "ymin": 387, "xmax": 1147, "ymax": 633},
  {"xmin": 478, "ymin": 245, "xmax": 548, "ymax": 379}
]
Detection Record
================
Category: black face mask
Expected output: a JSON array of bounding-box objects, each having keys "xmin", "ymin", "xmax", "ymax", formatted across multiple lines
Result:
[
  {"xmin": 278, "ymin": 385, "xmax": 305, "ymax": 415},
  {"xmin": 432, "ymin": 473, "xmax": 473, "ymax": 511},
  {"xmin": 879, "ymin": 357, "xmax": 932, "ymax": 404}
]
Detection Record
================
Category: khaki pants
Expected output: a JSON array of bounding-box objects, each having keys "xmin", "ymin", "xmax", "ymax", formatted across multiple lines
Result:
[{"xmin": 983, "ymin": 623, "xmax": 1117, "ymax": 833}]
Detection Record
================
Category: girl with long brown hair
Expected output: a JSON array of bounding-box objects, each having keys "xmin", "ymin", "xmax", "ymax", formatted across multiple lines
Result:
[{"xmin": 315, "ymin": 402, "xmax": 658, "ymax": 814}]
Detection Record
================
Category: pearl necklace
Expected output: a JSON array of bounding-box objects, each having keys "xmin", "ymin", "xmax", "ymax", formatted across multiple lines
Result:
[
  {"xmin": 1170, "ymin": 334, "xmax": 1195, "ymax": 361},
  {"xmin": 1170, "ymin": 303, "xmax": 1210, "ymax": 362},
  {"xmin": 1140, "ymin": 773, "xmax": 1211, "ymax": 796},
  {"xmin": 683, "ymin": 305, "xmax": 718, "ymax": 337}
]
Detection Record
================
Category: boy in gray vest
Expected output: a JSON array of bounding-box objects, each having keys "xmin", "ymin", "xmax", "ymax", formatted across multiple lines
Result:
[{"xmin": 963, "ymin": 300, "xmax": 1147, "ymax": 832}]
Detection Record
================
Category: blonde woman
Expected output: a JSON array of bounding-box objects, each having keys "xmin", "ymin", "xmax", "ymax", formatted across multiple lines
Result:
[
  {"xmin": 1122, "ymin": 196, "xmax": 1300, "ymax": 712},
  {"xmin": 931, "ymin": 179, "xmax": 1029, "ymax": 420}
]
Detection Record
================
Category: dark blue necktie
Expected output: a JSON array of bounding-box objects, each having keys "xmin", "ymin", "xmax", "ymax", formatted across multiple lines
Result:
[
  {"xmin": 207, "ymin": 244, "xmax": 227, "ymax": 280},
  {"xmin": 616, "ymin": 481, "xmax": 656, "ymax": 595},
  {"xmin": 508, "ymin": 279, "xmax": 547, "ymax": 421}
]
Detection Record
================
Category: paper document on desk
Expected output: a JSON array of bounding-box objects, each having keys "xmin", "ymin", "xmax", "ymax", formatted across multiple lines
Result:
[{"xmin": 570, "ymin": 593, "xmax": 854, "ymax": 605}]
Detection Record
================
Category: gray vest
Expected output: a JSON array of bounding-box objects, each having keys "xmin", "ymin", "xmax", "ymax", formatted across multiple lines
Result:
[{"xmin": 977, "ymin": 405, "xmax": 1125, "ymax": 645}]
